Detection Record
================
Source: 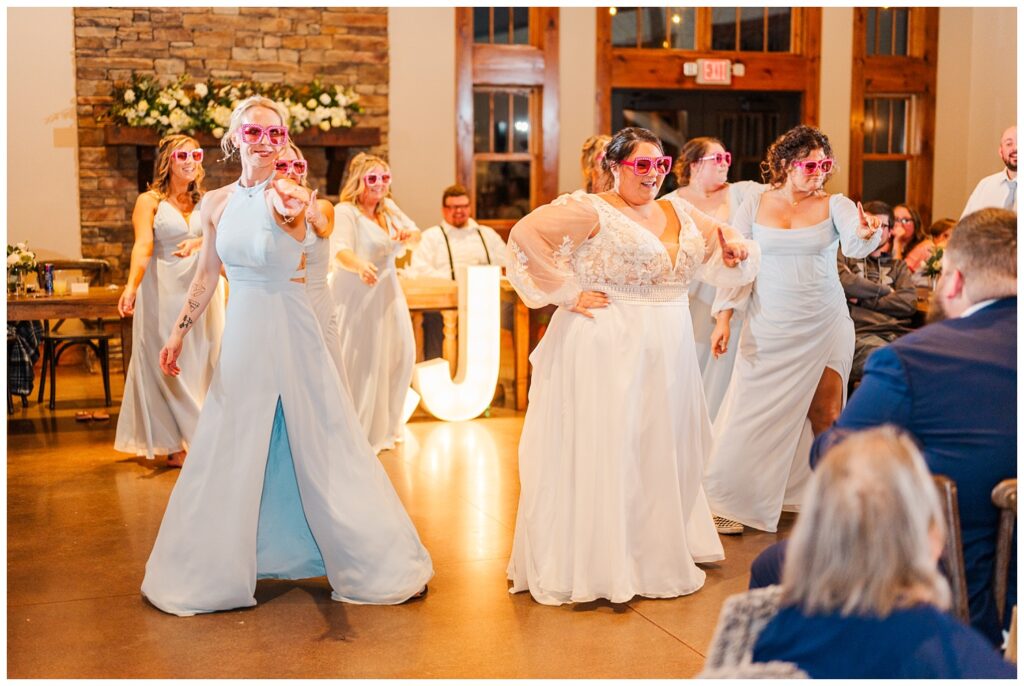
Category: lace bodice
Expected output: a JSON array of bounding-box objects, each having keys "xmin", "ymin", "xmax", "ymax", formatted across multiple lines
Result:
[
  {"xmin": 507, "ymin": 193, "xmax": 760, "ymax": 308},
  {"xmin": 573, "ymin": 195, "xmax": 705, "ymax": 288}
]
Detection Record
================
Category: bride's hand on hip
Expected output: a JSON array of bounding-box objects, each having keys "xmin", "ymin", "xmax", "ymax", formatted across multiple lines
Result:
[{"xmin": 569, "ymin": 290, "xmax": 609, "ymax": 318}]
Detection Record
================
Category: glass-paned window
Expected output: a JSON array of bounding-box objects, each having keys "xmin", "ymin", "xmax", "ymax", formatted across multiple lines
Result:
[
  {"xmin": 711, "ymin": 7, "xmax": 737, "ymax": 51},
  {"xmin": 610, "ymin": 6, "xmax": 639, "ymax": 47},
  {"xmin": 473, "ymin": 7, "xmax": 531, "ymax": 45},
  {"xmin": 864, "ymin": 97, "xmax": 910, "ymax": 154},
  {"xmin": 862, "ymin": 160, "xmax": 907, "ymax": 206},
  {"xmin": 669, "ymin": 8, "xmax": 696, "ymax": 50},
  {"xmin": 767, "ymin": 8, "xmax": 791, "ymax": 52},
  {"xmin": 473, "ymin": 88, "xmax": 534, "ymax": 221},
  {"xmin": 866, "ymin": 8, "xmax": 909, "ymax": 56}
]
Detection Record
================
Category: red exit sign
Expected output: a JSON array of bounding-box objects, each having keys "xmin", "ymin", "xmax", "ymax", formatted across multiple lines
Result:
[{"xmin": 696, "ymin": 59, "xmax": 732, "ymax": 85}]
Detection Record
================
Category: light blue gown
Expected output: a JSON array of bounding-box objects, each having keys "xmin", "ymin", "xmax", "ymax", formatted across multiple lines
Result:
[{"xmin": 141, "ymin": 177, "xmax": 433, "ymax": 616}]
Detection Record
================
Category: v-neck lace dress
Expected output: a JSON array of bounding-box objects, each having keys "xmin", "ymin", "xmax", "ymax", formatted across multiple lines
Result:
[{"xmin": 504, "ymin": 192, "xmax": 760, "ymax": 605}]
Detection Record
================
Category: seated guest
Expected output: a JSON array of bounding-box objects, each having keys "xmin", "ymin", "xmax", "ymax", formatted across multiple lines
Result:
[
  {"xmin": 891, "ymin": 203, "xmax": 923, "ymax": 260},
  {"xmin": 837, "ymin": 200, "xmax": 916, "ymax": 390},
  {"xmin": 751, "ymin": 208, "xmax": 1017, "ymax": 647},
  {"xmin": 749, "ymin": 426, "xmax": 1014, "ymax": 679},
  {"xmin": 905, "ymin": 217, "xmax": 955, "ymax": 274},
  {"xmin": 408, "ymin": 184, "xmax": 508, "ymax": 360}
]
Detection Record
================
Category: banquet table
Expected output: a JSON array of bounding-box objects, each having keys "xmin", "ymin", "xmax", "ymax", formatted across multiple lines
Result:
[{"xmin": 7, "ymin": 287, "xmax": 132, "ymax": 379}]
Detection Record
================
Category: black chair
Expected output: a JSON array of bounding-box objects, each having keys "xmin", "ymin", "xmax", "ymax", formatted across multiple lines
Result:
[{"xmin": 36, "ymin": 259, "xmax": 115, "ymax": 409}]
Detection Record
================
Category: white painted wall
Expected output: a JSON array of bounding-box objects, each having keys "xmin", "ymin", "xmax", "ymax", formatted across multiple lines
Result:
[
  {"xmin": 558, "ymin": 7, "xmax": 598, "ymax": 195},
  {"xmin": 7, "ymin": 7, "xmax": 81, "ymax": 259},
  {"xmin": 818, "ymin": 7, "xmax": 854, "ymax": 196},
  {"xmin": 388, "ymin": 7, "xmax": 456, "ymax": 230},
  {"xmin": 933, "ymin": 6, "xmax": 1017, "ymax": 219}
]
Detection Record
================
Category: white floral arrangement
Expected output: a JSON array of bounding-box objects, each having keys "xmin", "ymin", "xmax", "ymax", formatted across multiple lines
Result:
[
  {"xmin": 7, "ymin": 243, "xmax": 37, "ymax": 274},
  {"xmin": 109, "ymin": 73, "xmax": 363, "ymax": 137}
]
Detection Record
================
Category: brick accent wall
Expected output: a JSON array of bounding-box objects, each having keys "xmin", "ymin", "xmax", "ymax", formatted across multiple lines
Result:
[{"xmin": 74, "ymin": 7, "xmax": 389, "ymax": 283}]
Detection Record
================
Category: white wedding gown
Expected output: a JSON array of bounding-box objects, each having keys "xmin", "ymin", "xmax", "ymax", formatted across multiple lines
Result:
[
  {"xmin": 505, "ymin": 192, "xmax": 759, "ymax": 605},
  {"xmin": 115, "ymin": 200, "xmax": 225, "ymax": 460},
  {"xmin": 670, "ymin": 181, "xmax": 766, "ymax": 421},
  {"xmin": 703, "ymin": 193, "xmax": 881, "ymax": 532},
  {"xmin": 330, "ymin": 199, "xmax": 418, "ymax": 453},
  {"xmin": 142, "ymin": 179, "xmax": 433, "ymax": 616}
]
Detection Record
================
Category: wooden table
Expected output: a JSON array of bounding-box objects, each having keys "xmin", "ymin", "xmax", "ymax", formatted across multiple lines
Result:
[
  {"xmin": 7, "ymin": 287, "xmax": 132, "ymax": 378},
  {"xmin": 400, "ymin": 276, "xmax": 529, "ymax": 411}
]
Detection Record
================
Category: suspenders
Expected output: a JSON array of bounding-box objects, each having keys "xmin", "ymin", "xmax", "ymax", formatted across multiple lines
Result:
[{"xmin": 439, "ymin": 224, "xmax": 491, "ymax": 280}]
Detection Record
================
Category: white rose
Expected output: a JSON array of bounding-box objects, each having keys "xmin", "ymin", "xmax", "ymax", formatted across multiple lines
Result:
[
  {"xmin": 194, "ymin": 83, "xmax": 208, "ymax": 98},
  {"xmin": 319, "ymin": 92, "xmax": 331, "ymax": 105},
  {"xmin": 306, "ymin": 98, "xmax": 318, "ymax": 110},
  {"xmin": 212, "ymin": 127, "xmax": 225, "ymax": 139},
  {"xmin": 7, "ymin": 254, "xmax": 19, "ymax": 267},
  {"xmin": 335, "ymin": 94, "xmax": 349, "ymax": 107},
  {"xmin": 124, "ymin": 89, "xmax": 136, "ymax": 104},
  {"xmin": 331, "ymin": 116, "xmax": 342, "ymax": 128},
  {"xmin": 159, "ymin": 115, "xmax": 170, "ymax": 126},
  {"xmin": 137, "ymin": 100, "xmax": 149, "ymax": 113},
  {"xmin": 319, "ymin": 120, "xmax": 331, "ymax": 132},
  {"xmin": 179, "ymin": 97, "xmax": 191, "ymax": 107}
]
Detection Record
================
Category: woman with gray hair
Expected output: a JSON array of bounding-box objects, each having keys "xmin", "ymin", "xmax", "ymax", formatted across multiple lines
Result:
[{"xmin": 750, "ymin": 426, "xmax": 1013, "ymax": 678}]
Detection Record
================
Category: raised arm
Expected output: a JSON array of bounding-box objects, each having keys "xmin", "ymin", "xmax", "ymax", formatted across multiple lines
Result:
[
  {"xmin": 306, "ymin": 191, "xmax": 335, "ymax": 239},
  {"xmin": 117, "ymin": 192, "xmax": 159, "ymax": 317},
  {"xmin": 159, "ymin": 192, "xmax": 226, "ymax": 376},
  {"xmin": 506, "ymin": 194, "xmax": 600, "ymax": 309},
  {"xmin": 832, "ymin": 194, "xmax": 883, "ymax": 258}
]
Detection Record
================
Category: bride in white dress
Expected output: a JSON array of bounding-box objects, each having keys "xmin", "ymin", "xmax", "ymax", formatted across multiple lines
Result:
[
  {"xmin": 115, "ymin": 134, "xmax": 225, "ymax": 466},
  {"xmin": 142, "ymin": 97, "xmax": 432, "ymax": 616},
  {"xmin": 505, "ymin": 127, "xmax": 760, "ymax": 605},
  {"xmin": 703, "ymin": 125, "xmax": 883, "ymax": 533},
  {"xmin": 330, "ymin": 154, "xmax": 420, "ymax": 453},
  {"xmin": 666, "ymin": 137, "xmax": 765, "ymax": 423}
]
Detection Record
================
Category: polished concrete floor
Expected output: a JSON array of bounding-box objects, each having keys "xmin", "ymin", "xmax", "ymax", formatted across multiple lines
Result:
[{"xmin": 7, "ymin": 366, "xmax": 793, "ymax": 678}]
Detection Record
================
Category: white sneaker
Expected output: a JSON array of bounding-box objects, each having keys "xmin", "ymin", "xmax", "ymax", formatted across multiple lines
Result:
[{"xmin": 713, "ymin": 515, "xmax": 744, "ymax": 535}]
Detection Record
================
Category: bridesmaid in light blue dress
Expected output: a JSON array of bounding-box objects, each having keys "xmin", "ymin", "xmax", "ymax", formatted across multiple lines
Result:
[{"xmin": 141, "ymin": 97, "xmax": 432, "ymax": 616}]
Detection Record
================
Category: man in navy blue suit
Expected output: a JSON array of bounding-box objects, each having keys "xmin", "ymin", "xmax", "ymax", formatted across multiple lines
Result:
[{"xmin": 749, "ymin": 208, "xmax": 1017, "ymax": 646}]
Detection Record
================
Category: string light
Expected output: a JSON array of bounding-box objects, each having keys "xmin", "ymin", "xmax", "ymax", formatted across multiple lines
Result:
[
  {"xmin": 609, "ymin": 7, "xmax": 617, "ymax": 16},
  {"xmin": 672, "ymin": 13, "xmax": 681, "ymax": 25}
]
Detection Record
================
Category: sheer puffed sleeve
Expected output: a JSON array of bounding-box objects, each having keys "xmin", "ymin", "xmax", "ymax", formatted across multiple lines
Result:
[
  {"xmin": 831, "ymin": 194, "xmax": 882, "ymax": 259},
  {"xmin": 668, "ymin": 195, "xmax": 761, "ymax": 289},
  {"xmin": 710, "ymin": 192, "xmax": 761, "ymax": 316},
  {"xmin": 506, "ymin": 193, "xmax": 600, "ymax": 309}
]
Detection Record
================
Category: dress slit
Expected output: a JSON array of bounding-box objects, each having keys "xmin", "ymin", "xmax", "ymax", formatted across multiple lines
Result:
[{"xmin": 255, "ymin": 397, "xmax": 327, "ymax": 580}]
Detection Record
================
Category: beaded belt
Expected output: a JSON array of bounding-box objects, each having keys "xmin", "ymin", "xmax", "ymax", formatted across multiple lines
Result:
[{"xmin": 580, "ymin": 282, "xmax": 689, "ymax": 304}]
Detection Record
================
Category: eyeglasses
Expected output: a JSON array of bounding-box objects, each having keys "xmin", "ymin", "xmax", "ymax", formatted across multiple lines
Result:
[
  {"xmin": 171, "ymin": 149, "xmax": 204, "ymax": 163},
  {"xmin": 364, "ymin": 172, "xmax": 391, "ymax": 186},
  {"xmin": 698, "ymin": 151, "xmax": 732, "ymax": 166},
  {"xmin": 239, "ymin": 123, "xmax": 289, "ymax": 146},
  {"xmin": 894, "ymin": 217, "xmax": 916, "ymax": 224},
  {"xmin": 444, "ymin": 202, "xmax": 471, "ymax": 211},
  {"xmin": 618, "ymin": 155, "xmax": 673, "ymax": 176},
  {"xmin": 792, "ymin": 158, "xmax": 835, "ymax": 174},
  {"xmin": 274, "ymin": 159, "xmax": 308, "ymax": 175}
]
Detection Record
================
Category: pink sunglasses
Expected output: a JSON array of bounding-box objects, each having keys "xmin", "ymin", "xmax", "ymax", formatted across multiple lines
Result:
[
  {"xmin": 239, "ymin": 123, "xmax": 289, "ymax": 146},
  {"xmin": 274, "ymin": 159, "xmax": 308, "ymax": 175},
  {"xmin": 792, "ymin": 158, "xmax": 835, "ymax": 174},
  {"xmin": 619, "ymin": 155, "xmax": 673, "ymax": 176},
  {"xmin": 172, "ymin": 149, "xmax": 204, "ymax": 163},
  {"xmin": 364, "ymin": 172, "xmax": 392, "ymax": 186},
  {"xmin": 698, "ymin": 151, "xmax": 731, "ymax": 166}
]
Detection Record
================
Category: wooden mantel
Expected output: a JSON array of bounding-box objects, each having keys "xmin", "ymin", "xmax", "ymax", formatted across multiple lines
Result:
[{"xmin": 104, "ymin": 125, "xmax": 381, "ymax": 196}]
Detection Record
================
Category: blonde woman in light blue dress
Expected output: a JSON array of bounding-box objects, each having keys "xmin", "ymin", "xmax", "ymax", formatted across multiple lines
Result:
[
  {"xmin": 141, "ymin": 97, "xmax": 432, "ymax": 617},
  {"xmin": 115, "ymin": 134, "xmax": 225, "ymax": 467}
]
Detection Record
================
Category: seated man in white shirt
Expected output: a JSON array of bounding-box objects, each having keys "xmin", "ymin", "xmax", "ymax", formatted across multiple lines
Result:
[
  {"xmin": 409, "ymin": 184, "xmax": 509, "ymax": 359},
  {"xmin": 961, "ymin": 125, "xmax": 1017, "ymax": 217}
]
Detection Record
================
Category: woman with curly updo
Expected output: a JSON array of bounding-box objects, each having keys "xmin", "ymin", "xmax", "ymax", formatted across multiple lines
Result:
[
  {"xmin": 703, "ymin": 125, "xmax": 883, "ymax": 533},
  {"xmin": 115, "ymin": 134, "xmax": 226, "ymax": 467}
]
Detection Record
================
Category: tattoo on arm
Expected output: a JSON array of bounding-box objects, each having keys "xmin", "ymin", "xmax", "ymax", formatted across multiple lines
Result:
[
  {"xmin": 189, "ymin": 281, "xmax": 207, "ymax": 298},
  {"xmin": 188, "ymin": 299, "xmax": 200, "ymax": 312},
  {"xmin": 178, "ymin": 315, "xmax": 194, "ymax": 330}
]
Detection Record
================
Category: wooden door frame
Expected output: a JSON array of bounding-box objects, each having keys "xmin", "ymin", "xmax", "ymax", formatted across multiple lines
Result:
[
  {"xmin": 595, "ymin": 8, "xmax": 822, "ymax": 133},
  {"xmin": 849, "ymin": 7, "xmax": 938, "ymax": 226},
  {"xmin": 455, "ymin": 7, "xmax": 559, "ymax": 226}
]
